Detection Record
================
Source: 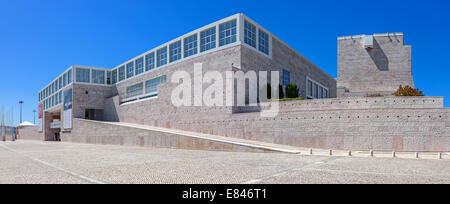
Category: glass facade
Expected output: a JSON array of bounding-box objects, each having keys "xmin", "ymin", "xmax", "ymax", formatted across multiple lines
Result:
[
  {"xmin": 244, "ymin": 21, "xmax": 256, "ymax": 48},
  {"xmin": 259, "ymin": 29, "xmax": 269, "ymax": 55},
  {"xmin": 169, "ymin": 41, "xmax": 182, "ymax": 62},
  {"xmin": 157, "ymin": 47, "xmax": 167, "ymax": 67},
  {"xmin": 92, "ymin": 70, "xmax": 105, "ymax": 84},
  {"xmin": 126, "ymin": 83, "xmax": 143, "ymax": 98},
  {"xmin": 145, "ymin": 76, "xmax": 167, "ymax": 94},
  {"xmin": 119, "ymin": 66, "xmax": 125, "ymax": 81},
  {"xmin": 76, "ymin": 68, "xmax": 90, "ymax": 83},
  {"xmin": 282, "ymin": 70, "xmax": 290, "ymax": 86},
  {"xmin": 200, "ymin": 27, "xmax": 216, "ymax": 52},
  {"xmin": 126, "ymin": 62, "xmax": 135, "ymax": 78},
  {"xmin": 68, "ymin": 69, "xmax": 72, "ymax": 84},
  {"xmin": 219, "ymin": 20, "xmax": 237, "ymax": 46},
  {"xmin": 135, "ymin": 57, "xmax": 144, "ymax": 75},
  {"xmin": 111, "ymin": 69, "xmax": 117, "ymax": 84},
  {"xmin": 184, "ymin": 34, "xmax": 198, "ymax": 58},
  {"xmin": 145, "ymin": 53, "xmax": 155, "ymax": 71},
  {"xmin": 307, "ymin": 78, "xmax": 329, "ymax": 99}
]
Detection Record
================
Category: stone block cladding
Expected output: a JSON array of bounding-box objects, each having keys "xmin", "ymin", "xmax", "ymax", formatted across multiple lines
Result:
[{"xmin": 337, "ymin": 33, "xmax": 415, "ymax": 97}]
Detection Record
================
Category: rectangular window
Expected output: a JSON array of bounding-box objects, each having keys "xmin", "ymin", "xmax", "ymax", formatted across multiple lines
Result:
[
  {"xmin": 200, "ymin": 27, "xmax": 216, "ymax": 52},
  {"xmin": 135, "ymin": 57, "xmax": 144, "ymax": 75},
  {"xmin": 157, "ymin": 47, "xmax": 167, "ymax": 67},
  {"xmin": 68, "ymin": 69, "xmax": 72, "ymax": 84},
  {"xmin": 308, "ymin": 80, "xmax": 313, "ymax": 97},
  {"xmin": 126, "ymin": 62, "xmax": 135, "ymax": 78},
  {"xmin": 169, "ymin": 40, "xmax": 182, "ymax": 62},
  {"xmin": 219, "ymin": 19, "xmax": 237, "ymax": 46},
  {"xmin": 118, "ymin": 66, "xmax": 125, "ymax": 81},
  {"xmin": 282, "ymin": 70, "xmax": 290, "ymax": 86},
  {"xmin": 63, "ymin": 73, "xmax": 68, "ymax": 87},
  {"xmin": 314, "ymin": 83, "xmax": 319, "ymax": 98},
  {"xmin": 92, "ymin": 70, "xmax": 105, "ymax": 84},
  {"xmin": 76, "ymin": 68, "xmax": 90, "ymax": 83},
  {"xmin": 145, "ymin": 76, "xmax": 166, "ymax": 94},
  {"xmin": 307, "ymin": 78, "xmax": 329, "ymax": 99},
  {"xmin": 259, "ymin": 29, "xmax": 269, "ymax": 55},
  {"xmin": 319, "ymin": 87, "xmax": 323, "ymax": 99},
  {"xmin": 145, "ymin": 52, "xmax": 155, "ymax": 71},
  {"xmin": 111, "ymin": 69, "xmax": 117, "ymax": 84},
  {"xmin": 244, "ymin": 21, "xmax": 256, "ymax": 48},
  {"xmin": 58, "ymin": 77, "xmax": 62, "ymax": 89},
  {"xmin": 106, "ymin": 71, "xmax": 111, "ymax": 85},
  {"xmin": 126, "ymin": 83, "xmax": 143, "ymax": 98},
  {"xmin": 59, "ymin": 91, "xmax": 62, "ymax": 105},
  {"xmin": 184, "ymin": 34, "xmax": 198, "ymax": 58}
]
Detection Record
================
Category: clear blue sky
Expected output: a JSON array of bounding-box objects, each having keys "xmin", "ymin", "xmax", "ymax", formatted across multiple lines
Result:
[{"xmin": 1, "ymin": 0, "xmax": 449, "ymax": 125}]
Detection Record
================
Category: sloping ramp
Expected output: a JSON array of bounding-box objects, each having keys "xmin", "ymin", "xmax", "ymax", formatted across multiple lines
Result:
[{"xmin": 67, "ymin": 119, "xmax": 304, "ymax": 154}]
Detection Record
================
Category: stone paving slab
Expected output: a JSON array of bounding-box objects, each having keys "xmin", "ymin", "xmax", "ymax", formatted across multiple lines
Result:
[{"xmin": 0, "ymin": 141, "xmax": 449, "ymax": 184}]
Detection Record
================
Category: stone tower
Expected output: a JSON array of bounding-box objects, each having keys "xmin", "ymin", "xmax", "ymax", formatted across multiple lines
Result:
[{"xmin": 337, "ymin": 33, "xmax": 415, "ymax": 97}]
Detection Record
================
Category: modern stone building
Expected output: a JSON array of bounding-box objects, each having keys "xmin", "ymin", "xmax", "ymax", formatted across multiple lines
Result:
[{"xmin": 25, "ymin": 13, "xmax": 449, "ymax": 152}]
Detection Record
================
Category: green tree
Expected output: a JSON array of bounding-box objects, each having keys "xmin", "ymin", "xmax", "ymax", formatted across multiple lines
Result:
[{"xmin": 286, "ymin": 84, "xmax": 299, "ymax": 98}]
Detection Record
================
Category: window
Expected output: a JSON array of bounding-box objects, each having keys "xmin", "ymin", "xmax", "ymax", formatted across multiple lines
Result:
[
  {"xmin": 145, "ymin": 76, "xmax": 166, "ymax": 94},
  {"xmin": 145, "ymin": 53, "xmax": 155, "ymax": 71},
  {"xmin": 118, "ymin": 66, "xmax": 125, "ymax": 81},
  {"xmin": 58, "ymin": 77, "xmax": 62, "ymax": 89},
  {"xmin": 135, "ymin": 57, "xmax": 144, "ymax": 75},
  {"xmin": 244, "ymin": 21, "xmax": 256, "ymax": 48},
  {"xmin": 169, "ymin": 41, "xmax": 182, "ymax": 62},
  {"xmin": 126, "ymin": 83, "xmax": 143, "ymax": 98},
  {"xmin": 200, "ymin": 27, "xmax": 216, "ymax": 52},
  {"xmin": 111, "ymin": 69, "xmax": 117, "ymax": 84},
  {"xmin": 63, "ymin": 73, "xmax": 67, "ymax": 87},
  {"xmin": 307, "ymin": 78, "xmax": 329, "ymax": 99},
  {"xmin": 184, "ymin": 34, "xmax": 198, "ymax": 58},
  {"xmin": 157, "ymin": 47, "xmax": 167, "ymax": 67},
  {"xmin": 259, "ymin": 29, "xmax": 269, "ymax": 55},
  {"xmin": 51, "ymin": 82, "xmax": 55, "ymax": 94},
  {"xmin": 68, "ymin": 69, "xmax": 72, "ymax": 84},
  {"xmin": 314, "ymin": 83, "xmax": 318, "ymax": 98},
  {"xmin": 106, "ymin": 71, "xmax": 111, "ymax": 85},
  {"xmin": 126, "ymin": 62, "xmax": 134, "ymax": 78},
  {"xmin": 92, "ymin": 70, "xmax": 105, "ymax": 84},
  {"xmin": 59, "ymin": 91, "xmax": 62, "ymax": 105},
  {"xmin": 76, "ymin": 68, "xmax": 90, "ymax": 83},
  {"xmin": 219, "ymin": 20, "xmax": 237, "ymax": 46},
  {"xmin": 308, "ymin": 80, "xmax": 313, "ymax": 97},
  {"xmin": 282, "ymin": 70, "xmax": 290, "ymax": 86}
]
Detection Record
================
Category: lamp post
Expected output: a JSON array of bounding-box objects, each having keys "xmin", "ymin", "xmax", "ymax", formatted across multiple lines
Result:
[
  {"xmin": 18, "ymin": 101, "xmax": 23, "ymax": 124},
  {"xmin": 32, "ymin": 110, "xmax": 36, "ymax": 124}
]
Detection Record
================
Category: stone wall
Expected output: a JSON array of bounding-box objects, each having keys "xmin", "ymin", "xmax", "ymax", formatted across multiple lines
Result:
[
  {"xmin": 337, "ymin": 33, "xmax": 415, "ymax": 97},
  {"xmin": 18, "ymin": 126, "xmax": 44, "ymax": 141},
  {"xmin": 62, "ymin": 119, "xmax": 274, "ymax": 153}
]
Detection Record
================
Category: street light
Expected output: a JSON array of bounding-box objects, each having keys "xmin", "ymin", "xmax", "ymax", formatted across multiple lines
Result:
[
  {"xmin": 32, "ymin": 110, "xmax": 36, "ymax": 124},
  {"xmin": 18, "ymin": 101, "xmax": 23, "ymax": 124}
]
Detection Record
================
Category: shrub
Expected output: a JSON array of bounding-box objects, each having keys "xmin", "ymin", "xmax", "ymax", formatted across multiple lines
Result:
[
  {"xmin": 366, "ymin": 93, "xmax": 384, "ymax": 98},
  {"xmin": 393, "ymin": 85, "xmax": 425, "ymax": 96},
  {"xmin": 285, "ymin": 84, "xmax": 299, "ymax": 98},
  {"xmin": 279, "ymin": 85, "xmax": 284, "ymax": 99},
  {"xmin": 279, "ymin": 97, "xmax": 305, "ymax": 101}
]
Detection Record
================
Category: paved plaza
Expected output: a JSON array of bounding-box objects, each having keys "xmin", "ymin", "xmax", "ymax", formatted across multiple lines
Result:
[{"xmin": 0, "ymin": 141, "xmax": 449, "ymax": 184}]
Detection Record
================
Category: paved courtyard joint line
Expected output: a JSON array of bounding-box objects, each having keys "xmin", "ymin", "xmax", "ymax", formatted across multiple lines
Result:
[{"xmin": 0, "ymin": 141, "xmax": 449, "ymax": 184}]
